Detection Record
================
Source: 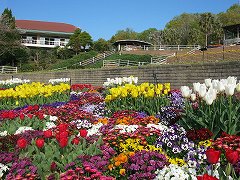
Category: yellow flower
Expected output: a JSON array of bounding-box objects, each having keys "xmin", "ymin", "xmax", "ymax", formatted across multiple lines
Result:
[
  {"xmin": 119, "ymin": 169, "xmax": 126, "ymax": 175},
  {"xmin": 15, "ymin": 101, "xmax": 19, "ymax": 105}
]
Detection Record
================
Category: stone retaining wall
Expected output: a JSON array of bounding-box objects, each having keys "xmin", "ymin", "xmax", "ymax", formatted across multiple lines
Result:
[{"xmin": 0, "ymin": 61, "xmax": 239, "ymax": 89}]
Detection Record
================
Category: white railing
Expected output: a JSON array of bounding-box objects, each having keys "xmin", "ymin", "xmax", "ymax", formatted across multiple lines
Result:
[
  {"xmin": 21, "ymin": 39, "xmax": 68, "ymax": 47},
  {"xmin": 224, "ymin": 38, "xmax": 240, "ymax": 45},
  {"xmin": 103, "ymin": 59, "xmax": 149, "ymax": 68},
  {"xmin": 134, "ymin": 45, "xmax": 201, "ymax": 51},
  {"xmin": 151, "ymin": 53, "xmax": 175, "ymax": 64},
  {"xmin": 52, "ymin": 51, "xmax": 116, "ymax": 71},
  {"xmin": 0, "ymin": 66, "xmax": 18, "ymax": 73}
]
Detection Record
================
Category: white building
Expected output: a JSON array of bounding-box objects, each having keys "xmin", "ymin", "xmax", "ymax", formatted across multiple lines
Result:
[{"xmin": 15, "ymin": 20, "xmax": 77, "ymax": 48}]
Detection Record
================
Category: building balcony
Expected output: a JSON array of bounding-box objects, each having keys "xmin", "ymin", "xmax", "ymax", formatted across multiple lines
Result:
[
  {"xmin": 21, "ymin": 39, "xmax": 68, "ymax": 48},
  {"xmin": 224, "ymin": 38, "xmax": 240, "ymax": 45}
]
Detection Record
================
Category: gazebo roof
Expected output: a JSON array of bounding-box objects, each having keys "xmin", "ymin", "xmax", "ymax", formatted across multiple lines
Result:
[
  {"xmin": 113, "ymin": 39, "xmax": 152, "ymax": 46},
  {"xmin": 223, "ymin": 24, "xmax": 240, "ymax": 30}
]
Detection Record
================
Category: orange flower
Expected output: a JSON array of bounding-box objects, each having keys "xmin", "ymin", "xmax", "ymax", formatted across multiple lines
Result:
[
  {"xmin": 98, "ymin": 118, "xmax": 108, "ymax": 124},
  {"xmin": 119, "ymin": 168, "xmax": 126, "ymax": 176},
  {"xmin": 108, "ymin": 164, "xmax": 114, "ymax": 171},
  {"xmin": 129, "ymin": 152, "xmax": 135, "ymax": 157},
  {"xmin": 115, "ymin": 161, "xmax": 121, "ymax": 166}
]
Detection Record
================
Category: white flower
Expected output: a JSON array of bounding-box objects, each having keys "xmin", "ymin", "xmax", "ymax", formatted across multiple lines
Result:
[
  {"xmin": 212, "ymin": 79, "xmax": 219, "ymax": 90},
  {"xmin": 48, "ymin": 78, "xmax": 70, "ymax": 84},
  {"xmin": 193, "ymin": 82, "xmax": 201, "ymax": 93},
  {"xmin": 204, "ymin": 91, "xmax": 215, "ymax": 105},
  {"xmin": 49, "ymin": 115, "xmax": 58, "ymax": 121},
  {"xmin": 227, "ymin": 76, "xmax": 237, "ymax": 86},
  {"xmin": 180, "ymin": 86, "xmax": 192, "ymax": 98},
  {"xmin": 86, "ymin": 123, "xmax": 103, "ymax": 136},
  {"xmin": 15, "ymin": 126, "xmax": 34, "ymax": 135},
  {"xmin": 44, "ymin": 122, "xmax": 56, "ymax": 130},
  {"xmin": 198, "ymin": 84, "xmax": 207, "ymax": 98},
  {"xmin": 216, "ymin": 81, "xmax": 225, "ymax": 92},
  {"xmin": 225, "ymin": 84, "xmax": 236, "ymax": 96},
  {"xmin": 0, "ymin": 163, "xmax": 9, "ymax": 178},
  {"xmin": 190, "ymin": 94, "xmax": 196, "ymax": 101},
  {"xmin": 205, "ymin": 78, "xmax": 212, "ymax": 87},
  {"xmin": 0, "ymin": 131, "xmax": 8, "ymax": 137},
  {"xmin": 236, "ymin": 83, "xmax": 240, "ymax": 92}
]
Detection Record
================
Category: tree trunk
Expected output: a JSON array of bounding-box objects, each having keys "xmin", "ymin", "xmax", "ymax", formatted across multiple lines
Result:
[{"xmin": 205, "ymin": 34, "xmax": 208, "ymax": 47}]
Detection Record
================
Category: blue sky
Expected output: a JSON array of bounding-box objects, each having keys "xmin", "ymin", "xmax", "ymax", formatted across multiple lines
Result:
[{"xmin": 0, "ymin": 0, "xmax": 238, "ymax": 40}]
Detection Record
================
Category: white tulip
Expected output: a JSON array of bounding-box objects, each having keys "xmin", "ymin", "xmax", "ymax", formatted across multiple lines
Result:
[
  {"xmin": 133, "ymin": 77, "xmax": 138, "ymax": 84},
  {"xmin": 236, "ymin": 83, "xmax": 240, "ymax": 92},
  {"xmin": 225, "ymin": 84, "xmax": 236, "ymax": 96},
  {"xmin": 190, "ymin": 93, "xmax": 196, "ymax": 101},
  {"xmin": 212, "ymin": 79, "xmax": 219, "ymax": 90},
  {"xmin": 207, "ymin": 87, "xmax": 217, "ymax": 101},
  {"xmin": 227, "ymin": 76, "xmax": 237, "ymax": 86},
  {"xmin": 193, "ymin": 82, "xmax": 201, "ymax": 93},
  {"xmin": 204, "ymin": 92, "xmax": 214, "ymax": 105},
  {"xmin": 199, "ymin": 84, "xmax": 207, "ymax": 98},
  {"xmin": 216, "ymin": 81, "xmax": 225, "ymax": 92},
  {"xmin": 220, "ymin": 79, "xmax": 228, "ymax": 87},
  {"xmin": 205, "ymin": 78, "xmax": 212, "ymax": 88},
  {"xmin": 180, "ymin": 86, "xmax": 192, "ymax": 98}
]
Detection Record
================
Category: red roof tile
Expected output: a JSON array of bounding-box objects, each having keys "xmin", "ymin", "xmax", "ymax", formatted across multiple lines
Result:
[{"xmin": 15, "ymin": 20, "xmax": 77, "ymax": 33}]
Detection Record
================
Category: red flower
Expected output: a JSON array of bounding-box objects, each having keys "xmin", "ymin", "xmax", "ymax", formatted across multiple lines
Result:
[
  {"xmin": 27, "ymin": 114, "xmax": 33, "ymax": 119},
  {"xmin": 197, "ymin": 174, "xmax": 219, "ymax": 180},
  {"xmin": 72, "ymin": 137, "xmax": 80, "ymax": 145},
  {"xmin": 17, "ymin": 138, "xmax": 28, "ymax": 149},
  {"xmin": 59, "ymin": 131, "xmax": 68, "ymax": 139},
  {"xmin": 79, "ymin": 129, "xmax": 88, "ymax": 138},
  {"xmin": 44, "ymin": 130, "xmax": 52, "ymax": 138},
  {"xmin": 58, "ymin": 123, "xmax": 68, "ymax": 132},
  {"xmin": 225, "ymin": 149, "xmax": 239, "ymax": 165},
  {"xmin": 37, "ymin": 112, "xmax": 44, "ymax": 120},
  {"xmin": 19, "ymin": 113, "xmax": 25, "ymax": 120},
  {"xmin": 59, "ymin": 138, "xmax": 68, "ymax": 148},
  {"xmin": 50, "ymin": 162, "xmax": 57, "ymax": 172},
  {"xmin": 36, "ymin": 138, "xmax": 44, "ymax": 148},
  {"xmin": 206, "ymin": 148, "xmax": 221, "ymax": 164}
]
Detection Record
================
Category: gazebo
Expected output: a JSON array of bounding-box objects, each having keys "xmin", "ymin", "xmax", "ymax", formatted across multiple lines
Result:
[
  {"xmin": 223, "ymin": 24, "xmax": 240, "ymax": 45},
  {"xmin": 113, "ymin": 40, "xmax": 152, "ymax": 51}
]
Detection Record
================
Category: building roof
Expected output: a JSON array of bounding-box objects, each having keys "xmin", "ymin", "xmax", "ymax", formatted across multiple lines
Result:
[
  {"xmin": 15, "ymin": 20, "xmax": 77, "ymax": 33},
  {"xmin": 223, "ymin": 24, "xmax": 240, "ymax": 29},
  {"xmin": 113, "ymin": 39, "xmax": 152, "ymax": 46}
]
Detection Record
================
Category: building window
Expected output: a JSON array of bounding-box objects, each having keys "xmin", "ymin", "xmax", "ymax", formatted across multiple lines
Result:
[
  {"xmin": 32, "ymin": 36, "xmax": 37, "ymax": 44},
  {"xmin": 45, "ymin": 38, "xmax": 55, "ymax": 45},
  {"xmin": 60, "ymin": 38, "xmax": 65, "ymax": 46}
]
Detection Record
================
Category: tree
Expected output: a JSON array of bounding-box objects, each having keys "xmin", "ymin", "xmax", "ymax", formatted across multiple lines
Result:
[
  {"xmin": 0, "ymin": 8, "xmax": 28, "ymax": 66},
  {"xmin": 79, "ymin": 31, "xmax": 93, "ymax": 51},
  {"xmin": 68, "ymin": 28, "xmax": 82, "ymax": 54},
  {"xmin": 93, "ymin": 38, "xmax": 110, "ymax": 52},
  {"xmin": 218, "ymin": 4, "xmax": 240, "ymax": 26},
  {"xmin": 110, "ymin": 28, "xmax": 138, "ymax": 41},
  {"xmin": 68, "ymin": 29, "xmax": 93, "ymax": 54},
  {"xmin": 199, "ymin": 13, "xmax": 215, "ymax": 47},
  {"xmin": 1, "ymin": 8, "xmax": 15, "ymax": 29},
  {"xmin": 138, "ymin": 28, "xmax": 157, "ymax": 43}
]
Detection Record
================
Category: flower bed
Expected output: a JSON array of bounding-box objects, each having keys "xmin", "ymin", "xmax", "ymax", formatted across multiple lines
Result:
[{"xmin": 0, "ymin": 76, "xmax": 240, "ymax": 179}]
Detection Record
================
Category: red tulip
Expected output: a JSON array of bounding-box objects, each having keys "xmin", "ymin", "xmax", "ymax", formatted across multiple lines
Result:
[
  {"xmin": 59, "ymin": 138, "xmax": 68, "ymax": 148},
  {"xmin": 58, "ymin": 123, "xmax": 68, "ymax": 132},
  {"xmin": 50, "ymin": 162, "xmax": 57, "ymax": 172},
  {"xmin": 72, "ymin": 137, "xmax": 80, "ymax": 145},
  {"xmin": 27, "ymin": 114, "xmax": 33, "ymax": 119},
  {"xmin": 197, "ymin": 173, "xmax": 219, "ymax": 180},
  {"xmin": 17, "ymin": 138, "xmax": 28, "ymax": 149},
  {"xmin": 59, "ymin": 131, "xmax": 68, "ymax": 139},
  {"xmin": 206, "ymin": 148, "xmax": 221, "ymax": 164},
  {"xmin": 79, "ymin": 129, "xmax": 88, "ymax": 138},
  {"xmin": 36, "ymin": 138, "xmax": 44, "ymax": 148},
  {"xmin": 225, "ymin": 149, "xmax": 239, "ymax": 165},
  {"xmin": 19, "ymin": 113, "xmax": 25, "ymax": 120},
  {"xmin": 44, "ymin": 130, "xmax": 52, "ymax": 138}
]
